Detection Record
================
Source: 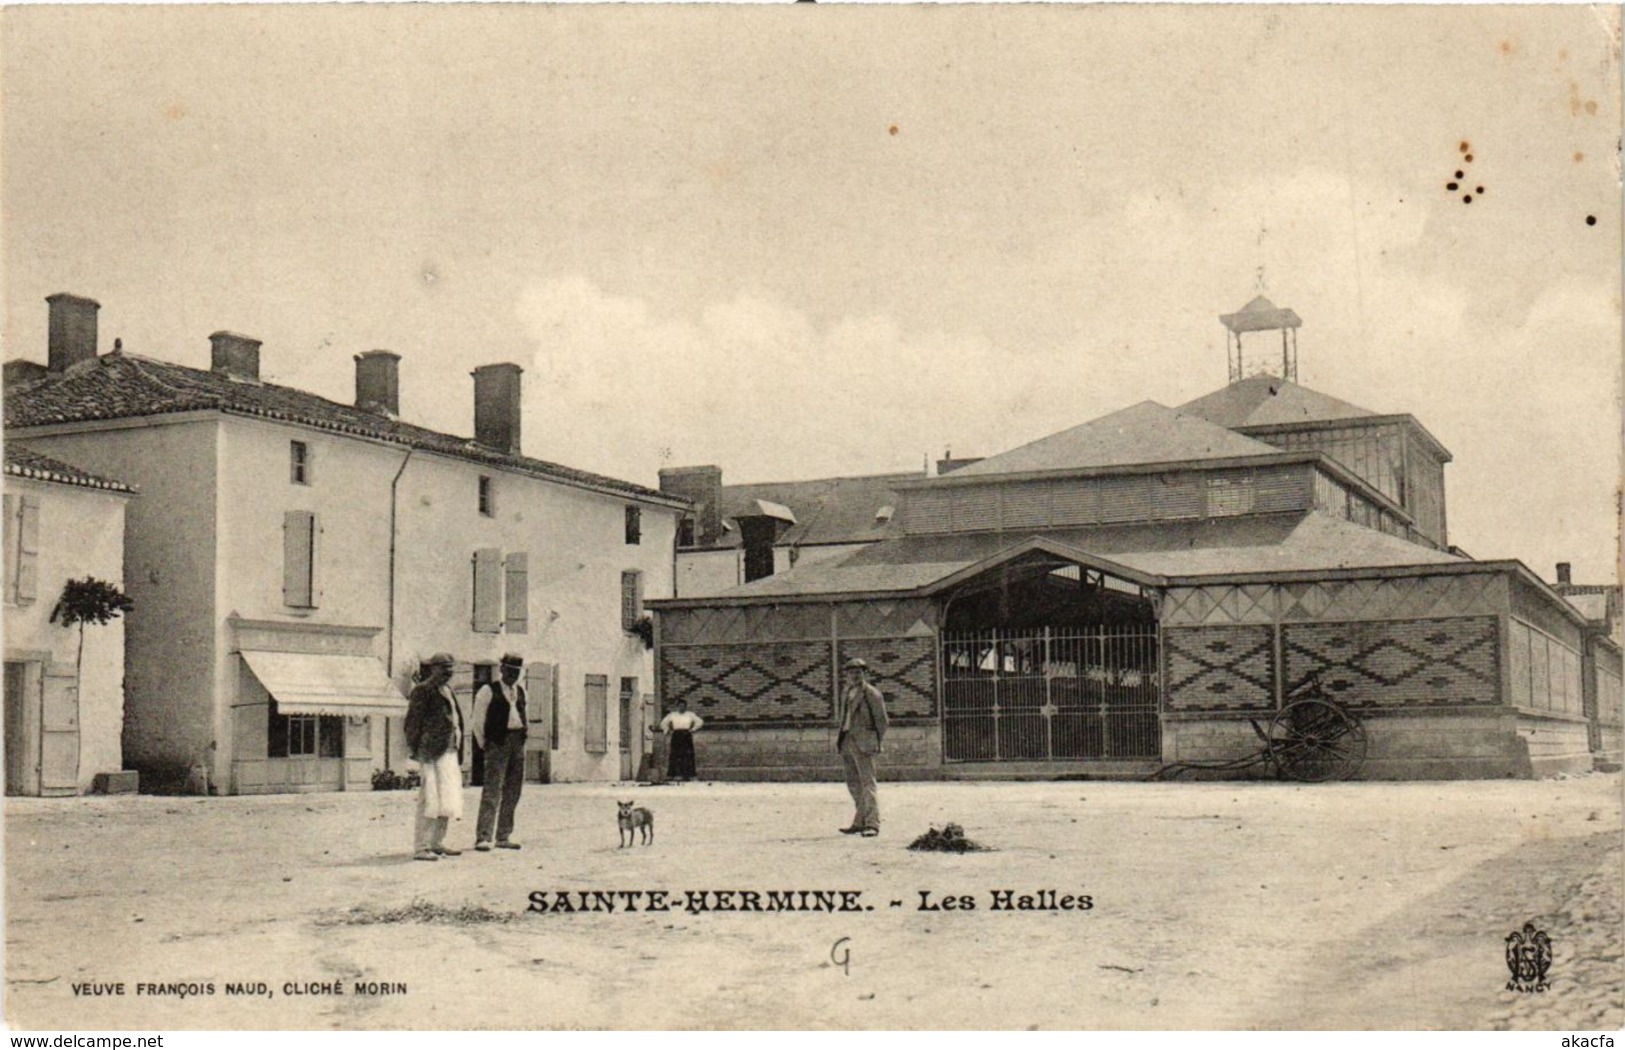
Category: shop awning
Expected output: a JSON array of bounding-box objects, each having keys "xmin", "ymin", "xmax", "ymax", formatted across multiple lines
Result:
[{"xmin": 240, "ymin": 650, "xmax": 407, "ymax": 718}]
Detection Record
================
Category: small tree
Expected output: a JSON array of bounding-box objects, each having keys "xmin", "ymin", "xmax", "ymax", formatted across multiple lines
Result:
[{"xmin": 50, "ymin": 577, "xmax": 135, "ymax": 691}]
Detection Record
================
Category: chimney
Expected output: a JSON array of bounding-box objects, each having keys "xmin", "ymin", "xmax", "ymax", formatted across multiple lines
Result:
[
  {"xmin": 659, "ymin": 465, "xmax": 723, "ymax": 546},
  {"xmin": 355, "ymin": 350, "xmax": 400, "ymax": 416},
  {"xmin": 472, "ymin": 362, "xmax": 523, "ymax": 454},
  {"xmin": 209, "ymin": 331, "xmax": 262, "ymax": 382},
  {"xmin": 46, "ymin": 293, "xmax": 100, "ymax": 372},
  {"xmin": 1556, "ymin": 562, "xmax": 1573, "ymax": 587}
]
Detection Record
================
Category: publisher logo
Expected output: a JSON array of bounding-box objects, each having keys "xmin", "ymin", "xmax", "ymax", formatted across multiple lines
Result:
[{"xmin": 1504, "ymin": 921, "xmax": 1553, "ymax": 993}]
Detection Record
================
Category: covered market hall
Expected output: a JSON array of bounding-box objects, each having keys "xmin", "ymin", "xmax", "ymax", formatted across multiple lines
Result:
[{"xmin": 648, "ymin": 298, "xmax": 1621, "ymax": 781}]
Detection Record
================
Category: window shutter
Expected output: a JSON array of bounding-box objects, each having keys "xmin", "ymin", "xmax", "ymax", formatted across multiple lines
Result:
[
  {"xmin": 3, "ymin": 494, "xmax": 15, "ymax": 603},
  {"xmin": 584, "ymin": 674, "xmax": 609, "ymax": 753},
  {"xmin": 312, "ymin": 515, "xmax": 323, "ymax": 608},
  {"xmin": 525, "ymin": 661, "xmax": 551, "ymax": 725},
  {"xmin": 504, "ymin": 551, "xmax": 529, "ymax": 634},
  {"xmin": 282, "ymin": 510, "xmax": 315, "ymax": 608},
  {"xmin": 15, "ymin": 494, "xmax": 40, "ymax": 604},
  {"xmin": 472, "ymin": 547, "xmax": 502, "ymax": 633},
  {"xmin": 549, "ymin": 663, "xmax": 561, "ymax": 750}
]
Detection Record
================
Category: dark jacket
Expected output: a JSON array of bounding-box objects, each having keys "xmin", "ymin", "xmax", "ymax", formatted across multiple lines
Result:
[{"xmin": 404, "ymin": 680, "xmax": 462, "ymax": 763}]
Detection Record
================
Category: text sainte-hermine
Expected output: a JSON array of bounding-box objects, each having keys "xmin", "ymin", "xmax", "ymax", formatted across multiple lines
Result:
[{"xmin": 525, "ymin": 888, "xmax": 1093, "ymax": 914}]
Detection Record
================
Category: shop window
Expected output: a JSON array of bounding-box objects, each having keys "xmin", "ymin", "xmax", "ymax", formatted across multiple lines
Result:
[{"xmin": 267, "ymin": 701, "xmax": 343, "ymax": 758}]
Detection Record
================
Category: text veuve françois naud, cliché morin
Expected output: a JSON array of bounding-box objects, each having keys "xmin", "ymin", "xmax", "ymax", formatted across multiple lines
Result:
[{"xmin": 525, "ymin": 888, "xmax": 1095, "ymax": 914}]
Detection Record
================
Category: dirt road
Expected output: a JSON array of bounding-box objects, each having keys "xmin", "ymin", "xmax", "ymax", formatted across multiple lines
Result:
[{"xmin": 6, "ymin": 775, "xmax": 1620, "ymax": 1030}]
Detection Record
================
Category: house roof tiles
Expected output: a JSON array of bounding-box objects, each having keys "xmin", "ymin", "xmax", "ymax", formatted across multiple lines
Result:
[
  {"xmin": 5, "ymin": 352, "xmax": 680, "ymax": 505},
  {"xmin": 4, "ymin": 442, "xmax": 136, "ymax": 493}
]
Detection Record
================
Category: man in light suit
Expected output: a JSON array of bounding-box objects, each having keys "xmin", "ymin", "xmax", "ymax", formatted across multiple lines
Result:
[{"xmin": 837, "ymin": 658, "xmax": 889, "ymax": 837}]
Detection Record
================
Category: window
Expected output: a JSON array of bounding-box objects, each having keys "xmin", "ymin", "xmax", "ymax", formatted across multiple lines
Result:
[
  {"xmin": 471, "ymin": 548, "xmax": 529, "ymax": 634},
  {"xmin": 290, "ymin": 441, "xmax": 311, "ymax": 485},
  {"xmin": 677, "ymin": 515, "xmax": 696, "ymax": 548},
  {"xmin": 625, "ymin": 505, "xmax": 642, "ymax": 545},
  {"xmin": 267, "ymin": 702, "xmax": 343, "ymax": 758},
  {"xmin": 2, "ymin": 493, "xmax": 39, "ymax": 605},
  {"xmin": 472, "ymin": 547, "xmax": 502, "ymax": 633},
  {"xmin": 620, "ymin": 570, "xmax": 643, "ymax": 631},
  {"xmin": 584, "ymin": 674, "xmax": 609, "ymax": 754},
  {"xmin": 282, "ymin": 510, "xmax": 319, "ymax": 608},
  {"xmin": 478, "ymin": 476, "xmax": 495, "ymax": 517}
]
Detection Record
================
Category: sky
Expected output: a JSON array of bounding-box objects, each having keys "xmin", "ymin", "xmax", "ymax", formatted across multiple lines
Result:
[{"xmin": 2, "ymin": 5, "xmax": 1620, "ymax": 582}]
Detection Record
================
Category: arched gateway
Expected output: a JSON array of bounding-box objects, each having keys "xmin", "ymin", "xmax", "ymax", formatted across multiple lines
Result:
[{"xmin": 936, "ymin": 548, "xmax": 1160, "ymax": 762}]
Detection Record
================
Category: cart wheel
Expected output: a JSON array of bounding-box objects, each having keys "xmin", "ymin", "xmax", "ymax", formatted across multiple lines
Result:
[{"xmin": 1267, "ymin": 697, "xmax": 1368, "ymax": 782}]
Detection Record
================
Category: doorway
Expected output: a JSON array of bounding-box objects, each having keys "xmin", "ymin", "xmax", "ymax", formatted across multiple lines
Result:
[
  {"xmin": 5, "ymin": 660, "xmax": 37, "ymax": 795},
  {"xmin": 618, "ymin": 677, "xmax": 638, "ymax": 780},
  {"xmin": 938, "ymin": 555, "xmax": 1161, "ymax": 763}
]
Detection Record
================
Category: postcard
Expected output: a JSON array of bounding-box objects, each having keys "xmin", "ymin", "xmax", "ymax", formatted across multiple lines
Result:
[{"xmin": 2, "ymin": 2, "xmax": 1620, "ymax": 1034}]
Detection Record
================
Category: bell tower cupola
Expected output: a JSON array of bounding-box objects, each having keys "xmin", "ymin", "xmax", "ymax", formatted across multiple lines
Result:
[{"xmin": 1220, "ymin": 295, "xmax": 1302, "ymax": 384}]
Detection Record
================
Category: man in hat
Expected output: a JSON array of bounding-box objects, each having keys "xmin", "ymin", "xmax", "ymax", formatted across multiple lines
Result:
[
  {"xmin": 404, "ymin": 653, "xmax": 465, "ymax": 861},
  {"xmin": 836, "ymin": 658, "xmax": 889, "ymax": 837},
  {"xmin": 472, "ymin": 654, "xmax": 529, "ymax": 851}
]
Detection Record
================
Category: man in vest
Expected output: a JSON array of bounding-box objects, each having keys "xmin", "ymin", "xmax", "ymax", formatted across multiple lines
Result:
[
  {"xmin": 472, "ymin": 654, "xmax": 529, "ymax": 851},
  {"xmin": 837, "ymin": 658, "xmax": 889, "ymax": 838}
]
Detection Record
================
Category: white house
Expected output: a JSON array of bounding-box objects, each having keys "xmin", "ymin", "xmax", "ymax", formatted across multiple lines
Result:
[
  {"xmin": 6, "ymin": 293, "xmax": 685, "ymax": 794},
  {"xmin": 2, "ymin": 443, "xmax": 134, "ymax": 795}
]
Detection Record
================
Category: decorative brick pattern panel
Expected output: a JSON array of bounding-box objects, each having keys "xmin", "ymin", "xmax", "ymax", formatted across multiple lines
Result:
[
  {"xmin": 662, "ymin": 641, "xmax": 832, "ymax": 724},
  {"xmin": 1282, "ymin": 617, "xmax": 1499, "ymax": 708},
  {"xmin": 837, "ymin": 637, "xmax": 937, "ymax": 719},
  {"xmin": 1164, "ymin": 625, "xmax": 1276, "ymax": 712}
]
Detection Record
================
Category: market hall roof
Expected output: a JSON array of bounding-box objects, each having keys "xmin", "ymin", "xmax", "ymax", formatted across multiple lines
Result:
[
  {"xmin": 1177, "ymin": 374, "xmax": 1377, "ymax": 428},
  {"xmin": 4, "ymin": 442, "xmax": 136, "ymax": 494},
  {"xmin": 4, "ymin": 351, "xmax": 683, "ymax": 506},
  {"xmin": 651, "ymin": 510, "xmax": 1467, "ymax": 604},
  {"xmin": 941, "ymin": 401, "xmax": 1281, "ymax": 479}
]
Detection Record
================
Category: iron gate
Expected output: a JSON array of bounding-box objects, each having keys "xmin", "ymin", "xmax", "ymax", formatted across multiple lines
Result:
[{"xmin": 941, "ymin": 627, "xmax": 1160, "ymax": 761}]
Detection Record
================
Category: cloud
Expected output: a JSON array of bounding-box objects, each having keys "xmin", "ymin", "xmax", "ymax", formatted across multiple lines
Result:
[{"xmin": 514, "ymin": 276, "xmax": 1022, "ymax": 483}]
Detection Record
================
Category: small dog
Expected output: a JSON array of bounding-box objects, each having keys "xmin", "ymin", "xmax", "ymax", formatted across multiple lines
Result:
[{"xmin": 617, "ymin": 801, "xmax": 654, "ymax": 847}]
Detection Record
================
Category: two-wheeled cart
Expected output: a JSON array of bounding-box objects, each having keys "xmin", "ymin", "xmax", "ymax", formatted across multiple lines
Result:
[{"xmin": 1153, "ymin": 670, "xmax": 1368, "ymax": 782}]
